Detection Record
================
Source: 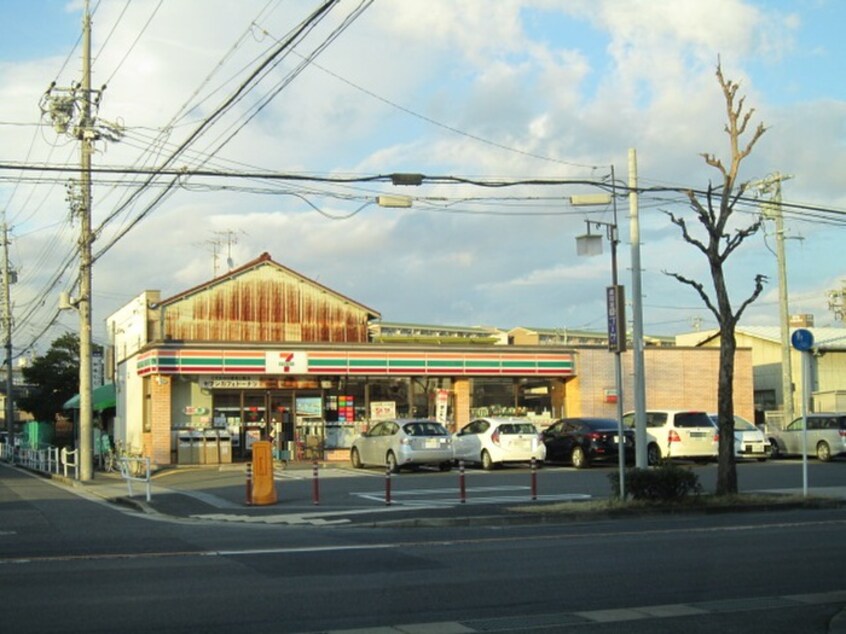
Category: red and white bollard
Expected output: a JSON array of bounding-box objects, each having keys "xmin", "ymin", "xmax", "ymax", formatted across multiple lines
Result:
[
  {"xmin": 530, "ymin": 457, "xmax": 538, "ymax": 501},
  {"xmin": 245, "ymin": 462, "xmax": 253, "ymax": 506},
  {"xmin": 312, "ymin": 458, "xmax": 320, "ymax": 505},
  {"xmin": 385, "ymin": 463, "xmax": 392, "ymax": 506},
  {"xmin": 459, "ymin": 460, "xmax": 466, "ymax": 503}
]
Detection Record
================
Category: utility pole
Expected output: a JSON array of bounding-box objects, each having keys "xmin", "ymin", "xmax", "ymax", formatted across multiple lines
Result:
[
  {"xmin": 2, "ymin": 222, "xmax": 14, "ymax": 441},
  {"xmin": 77, "ymin": 1, "xmax": 95, "ymax": 481},
  {"xmin": 41, "ymin": 0, "xmax": 102, "ymax": 480},
  {"xmin": 827, "ymin": 281, "xmax": 846, "ymax": 322},
  {"xmin": 628, "ymin": 148, "xmax": 648, "ymax": 468},
  {"xmin": 751, "ymin": 173, "xmax": 794, "ymax": 427}
]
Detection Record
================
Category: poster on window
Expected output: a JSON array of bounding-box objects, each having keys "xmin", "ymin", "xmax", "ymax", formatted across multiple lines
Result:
[
  {"xmin": 435, "ymin": 389, "xmax": 449, "ymax": 425},
  {"xmin": 370, "ymin": 401, "xmax": 396, "ymax": 421}
]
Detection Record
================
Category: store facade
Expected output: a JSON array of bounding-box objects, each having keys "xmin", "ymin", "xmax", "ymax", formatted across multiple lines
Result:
[{"xmin": 108, "ymin": 254, "xmax": 575, "ymax": 467}]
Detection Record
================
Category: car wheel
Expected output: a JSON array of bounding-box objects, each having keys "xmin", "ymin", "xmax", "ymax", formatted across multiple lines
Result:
[
  {"xmin": 350, "ymin": 447, "xmax": 363, "ymax": 469},
  {"xmin": 647, "ymin": 443, "xmax": 662, "ymax": 466},
  {"xmin": 571, "ymin": 446, "xmax": 588, "ymax": 469},
  {"xmin": 769, "ymin": 439, "xmax": 781, "ymax": 459},
  {"xmin": 481, "ymin": 450, "xmax": 495, "ymax": 471},
  {"xmin": 816, "ymin": 441, "xmax": 832, "ymax": 462},
  {"xmin": 439, "ymin": 461, "xmax": 452, "ymax": 472},
  {"xmin": 386, "ymin": 451, "xmax": 399, "ymax": 473}
]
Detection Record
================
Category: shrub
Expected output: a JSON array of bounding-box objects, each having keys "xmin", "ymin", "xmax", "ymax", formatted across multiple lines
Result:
[{"xmin": 608, "ymin": 462, "xmax": 703, "ymax": 502}]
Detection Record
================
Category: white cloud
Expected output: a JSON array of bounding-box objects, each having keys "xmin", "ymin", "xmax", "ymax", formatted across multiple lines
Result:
[{"xmin": 0, "ymin": 0, "xmax": 843, "ymax": 354}]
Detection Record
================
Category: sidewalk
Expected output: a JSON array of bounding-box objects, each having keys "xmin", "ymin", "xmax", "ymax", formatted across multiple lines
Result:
[{"xmin": 41, "ymin": 460, "xmax": 846, "ymax": 528}]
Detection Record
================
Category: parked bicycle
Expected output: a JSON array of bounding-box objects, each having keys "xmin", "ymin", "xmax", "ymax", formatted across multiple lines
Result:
[{"xmin": 101, "ymin": 441, "xmax": 145, "ymax": 476}]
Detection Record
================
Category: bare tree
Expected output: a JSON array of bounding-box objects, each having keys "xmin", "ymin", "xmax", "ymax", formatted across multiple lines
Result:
[{"xmin": 664, "ymin": 62, "xmax": 768, "ymax": 495}]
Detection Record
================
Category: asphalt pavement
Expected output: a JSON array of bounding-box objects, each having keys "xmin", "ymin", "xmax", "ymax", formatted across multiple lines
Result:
[
  {"xmin": 34, "ymin": 458, "xmax": 846, "ymax": 527},
  {"xmin": 9, "ymin": 459, "xmax": 846, "ymax": 632}
]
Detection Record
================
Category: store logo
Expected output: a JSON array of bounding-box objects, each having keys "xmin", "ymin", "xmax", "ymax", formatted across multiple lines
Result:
[
  {"xmin": 266, "ymin": 351, "xmax": 305, "ymax": 374},
  {"xmin": 279, "ymin": 352, "xmax": 294, "ymax": 372}
]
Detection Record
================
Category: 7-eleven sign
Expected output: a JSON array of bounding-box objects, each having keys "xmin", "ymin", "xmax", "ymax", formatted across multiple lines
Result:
[{"xmin": 266, "ymin": 351, "xmax": 307, "ymax": 374}]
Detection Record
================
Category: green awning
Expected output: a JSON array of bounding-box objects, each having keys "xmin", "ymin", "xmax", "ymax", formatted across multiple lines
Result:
[{"xmin": 63, "ymin": 382, "xmax": 116, "ymax": 411}]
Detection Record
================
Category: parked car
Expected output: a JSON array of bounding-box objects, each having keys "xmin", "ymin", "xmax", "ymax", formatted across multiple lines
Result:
[
  {"xmin": 350, "ymin": 419, "xmax": 453, "ymax": 473},
  {"xmin": 767, "ymin": 413, "xmax": 846, "ymax": 461},
  {"xmin": 452, "ymin": 417, "xmax": 546, "ymax": 470},
  {"xmin": 622, "ymin": 409, "xmax": 718, "ymax": 465},
  {"xmin": 708, "ymin": 413, "xmax": 770, "ymax": 461},
  {"xmin": 542, "ymin": 417, "xmax": 634, "ymax": 468}
]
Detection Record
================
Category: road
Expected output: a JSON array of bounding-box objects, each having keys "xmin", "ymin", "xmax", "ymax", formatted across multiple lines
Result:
[{"xmin": 1, "ymin": 460, "xmax": 845, "ymax": 633}]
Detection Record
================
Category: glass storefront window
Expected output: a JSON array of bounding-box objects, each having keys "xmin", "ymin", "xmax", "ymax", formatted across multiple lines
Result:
[{"xmin": 470, "ymin": 378, "xmax": 553, "ymax": 419}]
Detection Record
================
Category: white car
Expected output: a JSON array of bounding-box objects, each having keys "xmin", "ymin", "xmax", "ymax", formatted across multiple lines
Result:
[
  {"xmin": 452, "ymin": 417, "xmax": 545, "ymax": 470},
  {"xmin": 708, "ymin": 414, "xmax": 770, "ymax": 461},
  {"xmin": 350, "ymin": 419, "xmax": 453, "ymax": 473},
  {"xmin": 623, "ymin": 409, "xmax": 718, "ymax": 465}
]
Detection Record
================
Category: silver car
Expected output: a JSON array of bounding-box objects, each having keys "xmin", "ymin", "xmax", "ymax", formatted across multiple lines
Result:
[
  {"xmin": 708, "ymin": 414, "xmax": 770, "ymax": 461},
  {"xmin": 350, "ymin": 419, "xmax": 453, "ymax": 473},
  {"xmin": 767, "ymin": 413, "xmax": 846, "ymax": 462}
]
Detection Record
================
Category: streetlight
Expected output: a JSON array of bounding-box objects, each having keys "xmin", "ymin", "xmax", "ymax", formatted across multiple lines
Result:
[{"xmin": 572, "ymin": 184, "xmax": 627, "ymax": 499}]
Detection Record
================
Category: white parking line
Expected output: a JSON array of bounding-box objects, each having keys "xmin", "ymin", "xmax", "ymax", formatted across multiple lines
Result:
[{"xmin": 351, "ymin": 487, "xmax": 590, "ymax": 507}]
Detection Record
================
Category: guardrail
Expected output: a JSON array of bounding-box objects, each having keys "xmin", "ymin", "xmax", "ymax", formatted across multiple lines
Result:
[
  {"xmin": 1, "ymin": 442, "xmax": 80, "ymax": 480},
  {"xmin": 119, "ymin": 456, "xmax": 152, "ymax": 502}
]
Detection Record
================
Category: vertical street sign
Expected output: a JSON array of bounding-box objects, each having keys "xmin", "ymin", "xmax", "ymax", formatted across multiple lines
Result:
[{"xmin": 607, "ymin": 285, "xmax": 626, "ymax": 353}]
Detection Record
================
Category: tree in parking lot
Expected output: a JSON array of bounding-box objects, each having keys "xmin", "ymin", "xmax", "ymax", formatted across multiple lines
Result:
[{"xmin": 663, "ymin": 62, "xmax": 768, "ymax": 495}]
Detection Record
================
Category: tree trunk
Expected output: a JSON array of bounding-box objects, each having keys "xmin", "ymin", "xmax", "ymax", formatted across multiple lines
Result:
[{"xmin": 716, "ymin": 324, "xmax": 738, "ymax": 495}]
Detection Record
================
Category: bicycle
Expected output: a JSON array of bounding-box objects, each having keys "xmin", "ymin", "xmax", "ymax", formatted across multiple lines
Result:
[{"xmin": 101, "ymin": 442, "xmax": 145, "ymax": 476}]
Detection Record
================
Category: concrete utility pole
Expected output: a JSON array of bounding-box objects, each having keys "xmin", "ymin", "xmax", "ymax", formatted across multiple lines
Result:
[
  {"xmin": 827, "ymin": 281, "xmax": 846, "ymax": 322},
  {"xmin": 41, "ymin": 1, "xmax": 102, "ymax": 480},
  {"xmin": 2, "ymin": 222, "xmax": 14, "ymax": 441},
  {"xmin": 77, "ymin": 1, "xmax": 95, "ymax": 481},
  {"xmin": 752, "ymin": 173, "xmax": 794, "ymax": 427},
  {"xmin": 628, "ymin": 148, "xmax": 648, "ymax": 468}
]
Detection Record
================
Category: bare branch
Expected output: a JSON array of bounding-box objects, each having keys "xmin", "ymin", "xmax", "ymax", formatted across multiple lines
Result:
[
  {"xmin": 664, "ymin": 270, "xmax": 721, "ymax": 322},
  {"xmin": 665, "ymin": 209, "xmax": 708, "ymax": 254},
  {"xmin": 701, "ymin": 152, "xmax": 726, "ymax": 177},
  {"xmin": 734, "ymin": 273, "xmax": 769, "ymax": 321}
]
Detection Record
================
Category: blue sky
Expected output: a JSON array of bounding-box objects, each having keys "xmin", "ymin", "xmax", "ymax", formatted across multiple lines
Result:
[{"xmin": 0, "ymin": 0, "xmax": 845, "ymax": 358}]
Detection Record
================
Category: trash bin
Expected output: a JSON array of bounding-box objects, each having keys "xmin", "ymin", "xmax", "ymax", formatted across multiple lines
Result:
[
  {"xmin": 203, "ymin": 429, "xmax": 219, "ymax": 465},
  {"xmin": 177, "ymin": 432, "xmax": 193, "ymax": 465},
  {"xmin": 190, "ymin": 431, "xmax": 203, "ymax": 464},
  {"xmin": 218, "ymin": 430, "xmax": 232, "ymax": 464}
]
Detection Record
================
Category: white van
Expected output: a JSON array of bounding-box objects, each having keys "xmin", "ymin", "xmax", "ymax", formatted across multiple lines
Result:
[{"xmin": 623, "ymin": 410, "xmax": 718, "ymax": 465}]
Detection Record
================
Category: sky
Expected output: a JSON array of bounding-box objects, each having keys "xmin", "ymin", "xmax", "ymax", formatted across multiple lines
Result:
[{"xmin": 1, "ymin": 0, "xmax": 845, "ymax": 360}]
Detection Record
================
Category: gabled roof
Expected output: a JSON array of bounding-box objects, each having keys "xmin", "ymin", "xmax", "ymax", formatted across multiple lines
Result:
[
  {"xmin": 682, "ymin": 326, "xmax": 846, "ymax": 351},
  {"xmin": 157, "ymin": 252, "xmax": 380, "ymax": 319}
]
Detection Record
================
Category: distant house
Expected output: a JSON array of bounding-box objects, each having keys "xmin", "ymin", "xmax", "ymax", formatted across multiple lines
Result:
[{"xmin": 676, "ymin": 326, "xmax": 846, "ymax": 427}]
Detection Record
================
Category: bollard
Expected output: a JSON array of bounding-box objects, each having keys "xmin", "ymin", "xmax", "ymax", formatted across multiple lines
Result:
[
  {"xmin": 245, "ymin": 462, "xmax": 253, "ymax": 505},
  {"xmin": 459, "ymin": 460, "xmax": 466, "ymax": 503},
  {"xmin": 531, "ymin": 457, "xmax": 538, "ymax": 500},
  {"xmin": 385, "ymin": 463, "xmax": 392, "ymax": 506},
  {"xmin": 312, "ymin": 458, "xmax": 320, "ymax": 505}
]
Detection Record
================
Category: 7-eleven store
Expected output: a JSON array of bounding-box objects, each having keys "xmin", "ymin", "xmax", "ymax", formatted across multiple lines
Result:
[{"xmin": 129, "ymin": 344, "xmax": 574, "ymax": 466}]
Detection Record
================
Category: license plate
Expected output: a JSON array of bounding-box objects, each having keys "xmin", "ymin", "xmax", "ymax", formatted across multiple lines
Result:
[
  {"xmin": 425, "ymin": 439, "xmax": 440, "ymax": 449},
  {"xmin": 689, "ymin": 432, "xmax": 707, "ymax": 438}
]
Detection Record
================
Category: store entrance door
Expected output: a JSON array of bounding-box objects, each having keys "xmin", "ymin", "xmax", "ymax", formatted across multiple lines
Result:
[
  {"xmin": 268, "ymin": 392, "xmax": 293, "ymax": 460},
  {"xmin": 267, "ymin": 391, "xmax": 325, "ymax": 461}
]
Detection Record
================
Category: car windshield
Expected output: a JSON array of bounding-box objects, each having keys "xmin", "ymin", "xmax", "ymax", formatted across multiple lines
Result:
[
  {"xmin": 734, "ymin": 418, "xmax": 758, "ymax": 431},
  {"xmin": 497, "ymin": 423, "xmax": 537, "ymax": 435},
  {"xmin": 403, "ymin": 422, "xmax": 448, "ymax": 437}
]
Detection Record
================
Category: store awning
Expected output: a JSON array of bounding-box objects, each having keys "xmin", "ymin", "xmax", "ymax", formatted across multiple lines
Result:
[{"xmin": 63, "ymin": 382, "xmax": 116, "ymax": 411}]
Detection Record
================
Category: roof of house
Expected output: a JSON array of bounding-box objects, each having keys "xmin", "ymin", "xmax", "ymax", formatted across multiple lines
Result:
[{"xmin": 680, "ymin": 326, "xmax": 846, "ymax": 350}]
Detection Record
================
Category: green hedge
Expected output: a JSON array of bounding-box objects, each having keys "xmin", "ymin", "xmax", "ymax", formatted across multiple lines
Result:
[{"xmin": 609, "ymin": 462, "xmax": 703, "ymax": 501}]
